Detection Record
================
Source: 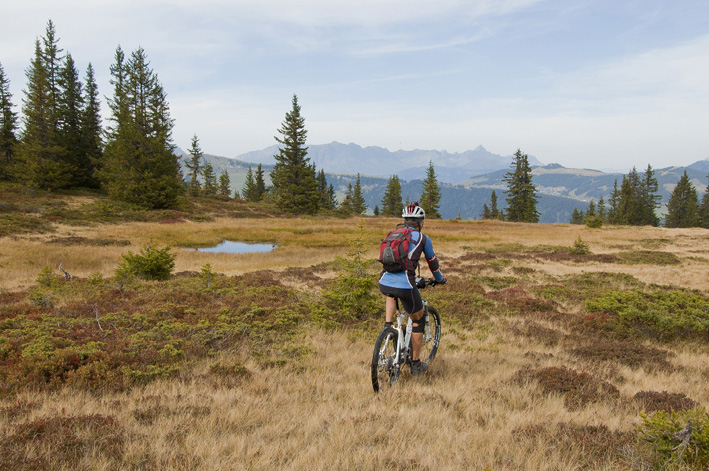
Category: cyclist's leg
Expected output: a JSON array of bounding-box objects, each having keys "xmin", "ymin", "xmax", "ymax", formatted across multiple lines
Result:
[
  {"xmin": 385, "ymin": 296, "xmax": 397, "ymax": 324},
  {"xmin": 407, "ymin": 290, "xmax": 425, "ymax": 361}
]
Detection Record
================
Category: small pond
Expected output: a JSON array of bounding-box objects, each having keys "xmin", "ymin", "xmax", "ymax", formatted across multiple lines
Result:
[{"xmin": 184, "ymin": 241, "xmax": 277, "ymax": 254}]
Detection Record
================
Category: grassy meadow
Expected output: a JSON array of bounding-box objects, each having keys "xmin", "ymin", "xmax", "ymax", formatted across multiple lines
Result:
[{"xmin": 1, "ymin": 187, "xmax": 709, "ymax": 470}]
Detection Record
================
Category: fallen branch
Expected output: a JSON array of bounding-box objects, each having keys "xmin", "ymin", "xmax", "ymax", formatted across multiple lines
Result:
[{"xmin": 59, "ymin": 258, "xmax": 72, "ymax": 280}]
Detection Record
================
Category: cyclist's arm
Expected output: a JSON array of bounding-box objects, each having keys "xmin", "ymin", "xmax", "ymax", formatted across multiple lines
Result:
[{"xmin": 423, "ymin": 236, "xmax": 445, "ymax": 283}]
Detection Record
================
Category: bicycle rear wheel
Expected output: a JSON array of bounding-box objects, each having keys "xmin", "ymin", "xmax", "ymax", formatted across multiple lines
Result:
[
  {"xmin": 371, "ymin": 327, "xmax": 400, "ymax": 393},
  {"xmin": 420, "ymin": 306, "xmax": 441, "ymax": 364}
]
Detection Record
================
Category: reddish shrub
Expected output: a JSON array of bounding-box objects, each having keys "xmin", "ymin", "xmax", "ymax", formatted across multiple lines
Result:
[
  {"xmin": 633, "ymin": 390, "xmax": 699, "ymax": 413},
  {"xmin": 515, "ymin": 366, "xmax": 619, "ymax": 409},
  {"xmin": 0, "ymin": 414, "xmax": 125, "ymax": 470}
]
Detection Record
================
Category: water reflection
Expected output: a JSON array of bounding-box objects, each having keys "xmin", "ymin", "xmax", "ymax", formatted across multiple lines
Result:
[{"xmin": 186, "ymin": 241, "xmax": 277, "ymax": 254}]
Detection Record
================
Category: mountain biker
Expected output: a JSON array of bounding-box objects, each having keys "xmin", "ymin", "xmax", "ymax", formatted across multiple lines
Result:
[{"xmin": 378, "ymin": 202, "xmax": 446, "ymax": 375}]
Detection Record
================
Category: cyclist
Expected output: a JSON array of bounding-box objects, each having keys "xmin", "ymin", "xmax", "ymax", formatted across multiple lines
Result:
[{"xmin": 378, "ymin": 202, "xmax": 446, "ymax": 375}]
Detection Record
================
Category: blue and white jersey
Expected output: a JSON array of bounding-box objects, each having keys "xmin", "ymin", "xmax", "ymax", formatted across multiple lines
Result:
[{"xmin": 379, "ymin": 229, "xmax": 444, "ymax": 289}]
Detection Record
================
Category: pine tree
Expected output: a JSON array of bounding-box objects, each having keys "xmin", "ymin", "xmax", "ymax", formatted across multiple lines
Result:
[
  {"xmin": 184, "ymin": 134, "xmax": 202, "ymax": 196},
  {"xmin": 218, "ymin": 169, "xmax": 230, "ymax": 196},
  {"xmin": 270, "ymin": 94, "xmax": 319, "ymax": 214},
  {"xmin": 380, "ymin": 175, "xmax": 403, "ymax": 217},
  {"xmin": 0, "ymin": 62, "xmax": 18, "ymax": 180},
  {"xmin": 14, "ymin": 39, "xmax": 72, "ymax": 190},
  {"xmin": 255, "ymin": 163, "xmax": 266, "ymax": 200},
  {"xmin": 242, "ymin": 165, "xmax": 258, "ymax": 201},
  {"xmin": 352, "ymin": 173, "xmax": 367, "ymax": 214},
  {"xmin": 201, "ymin": 162, "xmax": 217, "ymax": 195},
  {"xmin": 79, "ymin": 63, "xmax": 101, "ymax": 188},
  {"xmin": 665, "ymin": 171, "xmax": 699, "ymax": 228},
  {"xmin": 373, "ymin": 205, "xmax": 379, "ymax": 216},
  {"xmin": 420, "ymin": 160, "xmax": 441, "ymax": 218},
  {"xmin": 100, "ymin": 46, "xmax": 182, "ymax": 208},
  {"xmin": 503, "ymin": 149, "xmax": 539, "ymax": 223}
]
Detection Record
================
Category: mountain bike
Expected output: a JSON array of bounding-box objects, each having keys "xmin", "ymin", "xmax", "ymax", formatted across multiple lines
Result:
[{"xmin": 371, "ymin": 278, "xmax": 442, "ymax": 393}]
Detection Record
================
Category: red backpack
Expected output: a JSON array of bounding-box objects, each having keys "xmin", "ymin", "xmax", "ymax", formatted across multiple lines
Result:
[{"xmin": 378, "ymin": 225, "xmax": 415, "ymax": 273}]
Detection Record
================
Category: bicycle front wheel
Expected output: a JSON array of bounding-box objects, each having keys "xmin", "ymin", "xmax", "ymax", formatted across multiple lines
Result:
[
  {"xmin": 371, "ymin": 327, "xmax": 400, "ymax": 393},
  {"xmin": 420, "ymin": 306, "xmax": 441, "ymax": 364}
]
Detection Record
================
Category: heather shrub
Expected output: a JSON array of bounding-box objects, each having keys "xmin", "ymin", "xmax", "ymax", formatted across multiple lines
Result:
[
  {"xmin": 0, "ymin": 414, "xmax": 125, "ymax": 470},
  {"xmin": 515, "ymin": 366, "xmax": 619, "ymax": 410},
  {"xmin": 568, "ymin": 339, "xmax": 673, "ymax": 371},
  {"xmin": 634, "ymin": 391, "xmax": 699, "ymax": 413}
]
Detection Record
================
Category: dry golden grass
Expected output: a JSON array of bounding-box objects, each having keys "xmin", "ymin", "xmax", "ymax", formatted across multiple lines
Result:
[
  {"xmin": 2, "ymin": 216, "xmax": 709, "ymax": 469},
  {"xmin": 3, "ymin": 216, "xmax": 709, "ymax": 292},
  {"xmin": 4, "ymin": 324, "xmax": 706, "ymax": 470}
]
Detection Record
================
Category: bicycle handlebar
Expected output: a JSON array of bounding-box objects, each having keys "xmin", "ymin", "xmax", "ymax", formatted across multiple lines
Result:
[{"xmin": 415, "ymin": 277, "xmax": 445, "ymax": 289}]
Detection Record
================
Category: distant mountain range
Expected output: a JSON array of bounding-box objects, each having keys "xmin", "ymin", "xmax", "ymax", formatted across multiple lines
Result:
[
  {"xmin": 233, "ymin": 142, "xmax": 543, "ymax": 184},
  {"xmin": 178, "ymin": 142, "xmax": 709, "ymax": 224}
]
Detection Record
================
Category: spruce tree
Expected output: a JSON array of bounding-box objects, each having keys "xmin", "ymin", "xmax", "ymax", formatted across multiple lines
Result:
[
  {"xmin": 640, "ymin": 164, "xmax": 661, "ymax": 226},
  {"xmin": 317, "ymin": 169, "xmax": 330, "ymax": 209},
  {"xmin": 57, "ymin": 53, "xmax": 87, "ymax": 187},
  {"xmin": 255, "ymin": 163, "xmax": 266, "ymax": 200},
  {"xmin": 41, "ymin": 20, "xmax": 62, "ymax": 129},
  {"xmin": 242, "ymin": 165, "xmax": 257, "ymax": 201},
  {"xmin": 339, "ymin": 183, "xmax": 354, "ymax": 215},
  {"xmin": 80, "ymin": 63, "xmax": 101, "ymax": 188},
  {"xmin": 380, "ymin": 175, "xmax": 403, "ymax": 217},
  {"xmin": 100, "ymin": 46, "xmax": 182, "ymax": 208},
  {"xmin": 14, "ymin": 39, "xmax": 72, "ymax": 190},
  {"xmin": 0, "ymin": 62, "xmax": 18, "ymax": 180},
  {"xmin": 665, "ymin": 171, "xmax": 699, "ymax": 228},
  {"xmin": 570, "ymin": 208, "xmax": 585, "ymax": 224},
  {"xmin": 597, "ymin": 196, "xmax": 606, "ymax": 220},
  {"xmin": 270, "ymin": 94, "xmax": 319, "ymax": 214},
  {"xmin": 480, "ymin": 204, "xmax": 492, "ymax": 220},
  {"xmin": 503, "ymin": 149, "xmax": 539, "ymax": 223},
  {"xmin": 352, "ymin": 173, "xmax": 367, "ymax": 214},
  {"xmin": 699, "ymin": 174, "xmax": 709, "ymax": 228},
  {"xmin": 184, "ymin": 134, "xmax": 202, "ymax": 196},
  {"xmin": 327, "ymin": 183, "xmax": 337, "ymax": 210},
  {"xmin": 420, "ymin": 160, "xmax": 441, "ymax": 218},
  {"xmin": 218, "ymin": 169, "xmax": 231, "ymax": 196},
  {"xmin": 489, "ymin": 190, "xmax": 500, "ymax": 219},
  {"xmin": 607, "ymin": 180, "xmax": 620, "ymax": 223},
  {"xmin": 201, "ymin": 162, "xmax": 217, "ymax": 195}
]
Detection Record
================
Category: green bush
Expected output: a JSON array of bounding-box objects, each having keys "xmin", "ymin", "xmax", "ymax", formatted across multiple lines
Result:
[
  {"xmin": 638, "ymin": 408, "xmax": 709, "ymax": 469},
  {"xmin": 115, "ymin": 244, "xmax": 176, "ymax": 281},
  {"xmin": 587, "ymin": 290, "xmax": 709, "ymax": 341},
  {"xmin": 569, "ymin": 236, "xmax": 591, "ymax": 255}
]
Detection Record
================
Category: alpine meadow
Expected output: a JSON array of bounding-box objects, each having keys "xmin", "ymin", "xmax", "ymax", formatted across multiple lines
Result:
[{"xmin": 2, "ymin": 19, "xmax": 709, "ymax": 471}]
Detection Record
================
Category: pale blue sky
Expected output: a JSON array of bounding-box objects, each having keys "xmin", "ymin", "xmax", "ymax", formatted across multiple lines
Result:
[{"xmin": 1, "ymin": 0, "xmax": 708, "ymax": 171}]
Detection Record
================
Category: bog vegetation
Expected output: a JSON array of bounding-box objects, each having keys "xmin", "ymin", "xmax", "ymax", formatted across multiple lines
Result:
[{"xmin": 1, "ymin": 184, "xmax": 708, "ymax": 470}]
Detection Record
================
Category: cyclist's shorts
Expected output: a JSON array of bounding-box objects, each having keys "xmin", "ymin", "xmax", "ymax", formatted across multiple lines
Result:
[{"xmin": 379, "ymin": 284, "xmax": 423, "ymax": 315}]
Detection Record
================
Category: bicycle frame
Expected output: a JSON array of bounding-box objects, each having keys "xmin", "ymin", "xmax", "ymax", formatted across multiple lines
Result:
[{"xmin": 386, "ymin": 300, "xmax": 430, "ymax": 369}]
